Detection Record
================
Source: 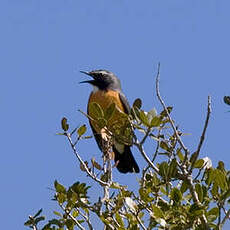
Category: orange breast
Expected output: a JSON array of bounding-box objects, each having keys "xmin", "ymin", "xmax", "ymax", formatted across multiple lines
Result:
[
  {"xmin": 88, "ymin": 90, "xmax": 126, "ymax": 133},
  {"xmin": 88, "ymin": 90, "xmax": 124, "ymax": 113}
]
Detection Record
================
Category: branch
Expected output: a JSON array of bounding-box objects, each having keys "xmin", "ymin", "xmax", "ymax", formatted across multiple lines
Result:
[
  {"xmin": 155, "ymin": 63, "xmax": 209, "ymax": 229},
  {"xmin": 155, "ymin": 63, "xmax": 189, "ymax": 158},
  {"xmin": 220, "ymin": 208, "xmax": 230, "ymax": 228},
  {"xmin": 133, "ymin": 134, "xmax": 159, "ymax": 174},
  {"xmin": 79, "ymin": 210, "xmax": 94, "ymax": 230},
  {"xmin": 186, "ymin": 175, "xmax": 209, "ymax": 228},
  {"xmin": 66, "ymin": 133, "xmax": 108, "ymax": 187},
  {"xmin": 59, "ymin": 203, "xmax": 85, "ymax": 230},
  {"xmin": 189, "ymin": 96, "xmax": 211, "ymax": 173}
]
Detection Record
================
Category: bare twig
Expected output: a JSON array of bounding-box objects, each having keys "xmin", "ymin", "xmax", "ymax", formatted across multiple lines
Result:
[
  {"xmin": 155, "ymin": 63, "xmax": 209, "ymax": 229},
  {"xmin": 59, "ymin": 203, "xmax": 85, "ymax": 230},
  {"xmin": 79, "ymin": 210, "xmax": 94, "ymax": 230},
  {"xmin": 151, "ymin": 128, "xmax": 162, "ymax": 163},
  {"xmin": 196, "ymin": 96, "xmax": 211, "ymax": 155},
  {"xmin": 220, "ymin": 208, "xmax": 230, "ymax": 228},
  {"xmin": 189, "ymin": 96, "xmax": 211, "ymax": 173},
  {"xmin": 189, "ymin": 96, "xmax": 211, "ymax": 174},
  {"xmin": 133, "ymin": 134, "xmax": 159, "ymax": 174},
  {"xmin": 66, "ymin": 133, "xmax": 108, "ymax": 187},
  {"xmin": 136, "ymin": 214, "xmax": 147, "ymax": 230},
  {"xmin": 155, "ymin": 63, "xmax": 189, "ymax": 158},
  {"xmin": 186, "ymin": 175, "xmax": 209, "ymax": 228}
]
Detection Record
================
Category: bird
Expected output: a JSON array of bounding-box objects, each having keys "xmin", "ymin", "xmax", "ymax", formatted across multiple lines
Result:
[{"xmin": 80, "ymin": 69, "xmax": 139, "ymax": 173}]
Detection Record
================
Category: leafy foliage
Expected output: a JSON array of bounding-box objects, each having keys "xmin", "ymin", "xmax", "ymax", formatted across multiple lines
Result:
[{"xmin": 25, "ymin": 97, "xmax": 230, "ymax": 230}]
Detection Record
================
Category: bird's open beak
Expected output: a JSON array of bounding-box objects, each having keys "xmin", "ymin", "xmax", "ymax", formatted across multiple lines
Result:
[
  {"xmin": 79, "ymin": 71, "xmax": 95, "ymax": 84},
  {"xmin": 79, "ymin": 70, "xmax": 91, "ymax": 76}
]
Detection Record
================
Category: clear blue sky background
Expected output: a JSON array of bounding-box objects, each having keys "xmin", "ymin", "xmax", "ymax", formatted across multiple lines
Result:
[{"xmin": 1, "ymin": 0, "xmax": 230, "ymax": 229}]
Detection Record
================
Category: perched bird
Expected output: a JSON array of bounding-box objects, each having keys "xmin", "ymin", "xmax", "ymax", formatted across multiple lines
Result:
[{"xmin": 80, "ymin": 69, "xmax": 139, "ymax": 173}]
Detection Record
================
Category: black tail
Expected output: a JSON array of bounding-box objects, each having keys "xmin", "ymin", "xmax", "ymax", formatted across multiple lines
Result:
[{"xmin": 113, "ymin": 145, "xmax": 139, "ymax": 173}]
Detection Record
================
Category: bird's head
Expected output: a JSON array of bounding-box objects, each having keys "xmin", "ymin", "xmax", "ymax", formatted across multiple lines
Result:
[{"xmin": 80, "ymin": 69, "xmax": 121, "ymax": 91}]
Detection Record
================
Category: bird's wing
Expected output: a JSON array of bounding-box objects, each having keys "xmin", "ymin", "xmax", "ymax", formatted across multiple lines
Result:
[{"xmin": 119, "ymin": 92, "xmax": 131, "ymax": 114}]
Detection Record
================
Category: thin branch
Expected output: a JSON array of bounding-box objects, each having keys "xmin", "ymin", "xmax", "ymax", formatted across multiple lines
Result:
[
  {"xmin": 133, "ymin": 134, "xmax": 159, "ymax": 174},
  {"xmin": 78, "ymin": 210, "xmax": 94, "ymax": 230},
  {"xmin": 189, "ymin": 96, "xmax": 211, "ymax": 174},
  {"xmin": 220, "ymin": 208, "xmax": 230, "ymax": 228},
  {"xmin": 151, "ymin": 128, "xmax": 162, "ymax": 163},
  {"xmin": 140, "ymin": 127, "xmax": 151, "ymax": 145},
  {"xmin": 155, "ymin": 63, "xmax": 189, "ymax": 158},
  {"xmin": 59, "ymin": 203, "xmax": 85, "ymax": 230},
  {"xmin": 196, "ymin": 96, "xmax": 211, "ymax": 155},
  {"xmin": 186, "ymin": 175, "xmax": 209, "ymax": 229},
  {"xmin": 155, "ymin": 63, "xmax": 209, "ymax": 229},
  {"xmin": 136, "ymin": 214, "xmax": 147, "ymax": 230},
  {"xmin": 66, "ymin": 133, "xmax": 108, "ymax": 187}
]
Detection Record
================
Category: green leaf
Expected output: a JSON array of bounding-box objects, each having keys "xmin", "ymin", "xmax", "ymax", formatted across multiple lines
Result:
[
  {"xmin": 177, "ymin": 149, "xmax": 184, "ymax": 162},
  {"xmin": 54, "ymin": 180, "xmax": 66, "ymax": 193},
  {"xmin": 139, "ymin": 188, "xmax": 154, "ymax": 203},
  {"xmin": 34, "ymin": 209, "xmax": 43, "ymax": 218},
  {"xmin": 170, "ymin": 187, "xmax": 182, "ymax": 203},
  {"xmin": 217, "ymin": 161, "xmax": 225, "ymax": 171},
  {"xmin": 211, "ymin": 183, "xmax": 219, "ymax": 197},
  {"xmin": 195, "ymin": 183, "xmax": 203, "ymax": 202},
  {"xmin": 104, "ymin": 103, "xmax": 116, "ymax": 121},
  {"xmin": 72, "ymin": 210, "xmax": 79, "ymax": 218},
  {"xmin": 159, "ymin": 161, "xmax": 169, "ymax": 179},
  {"xmin": 206, "ymin": 168, "xmax": 215, "ymax": 186},
  {"xmin": 65, "ymin": 219, "xmax": 75, "ymax": 230},
  {"xmin": 160, "ymin": 106, "xmax": 173, "ymax": 117},
  {"xmin": 150, "ymin": 116, "xmax": 162, "ymax": 127},
  {"xmin": 43, "ymin": 218, "xmax": 63, "ymax": 228},
  {"xmin": 151, "ymin": 205, "xmax": 164, "ymax": 218},
  {"xmin": 189, "ymin": 204, "xmax": 204, "ymax": 216},
  {"xmin": 77, "ymin": 124, "xmax": 87, "ymax": 137},
  {"xmin": 194, "ymin": 159, "xmax": 204, "ymax": 169},
  {"xmin": 160, "ymin": 141, "xmax": 171, "ymax": 152},
  {"xmin": 56, "ymin": 193, "xmax": 66, "ymax": 204},
  {"xmin": 80, "ymin": 161, "xmax": 88, "ymax": 172},
  {"xmin": 53, "ymin": 211, "xmax": 62, "ymax": 217},
  {"xmin": 215, "ymin": 169, "xmax": 228, "ymax": 191},
  {"xmin": 207, "ymin": 207, "xmax": 219, "ymax": 222},
  {"xmin": 115, "ymin": 212, "xmax": 124, "ymax": 228},
  {"xmin": 24, "ymin": 219, "xmax": 34, "ymax": 226},
  {"xmin": 180, "ymin": 181, "xmax": 189, "ymax": 194},
  {"xmin": 61, "ymin": 117, "xmax": 69, "ymax": 131},
  {"xmin": 91, "ymin": 158, "xmax": 102, "ymax": 170},
  {"xmin": 168, "ymin": 159, "xmax": 178, "ymax": 178},
  {"xmin": 34, "ymin": 216, "xmax": 45, "ymax": 225},
  {"xmin": 88, "ymin": 102, "xmax": 104, "ymax": 119},
  {"xmin": 133, "ymin": 98, "xmax": 142, "ymax": 109},
  {"xmin": 139, "ymin": 110, "xmax": 150, "ymax": 126},
  {"xmin": 110, "ymin": 182, "xmax": 123, "ymax": 189},
  {"xmin": 70, "ymin": 181, "xmax": 90, "ymax": 196}
]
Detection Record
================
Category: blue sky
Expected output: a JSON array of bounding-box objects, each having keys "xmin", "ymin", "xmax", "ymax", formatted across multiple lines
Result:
[{"xmin": 1, "ymin": 0, "xmax": 230, "ymax": 229}]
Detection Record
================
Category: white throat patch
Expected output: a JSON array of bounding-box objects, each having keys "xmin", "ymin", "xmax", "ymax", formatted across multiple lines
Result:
[{"xmin": 93, "ymin": 86, "xmax": 99, "ymax": 92}]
